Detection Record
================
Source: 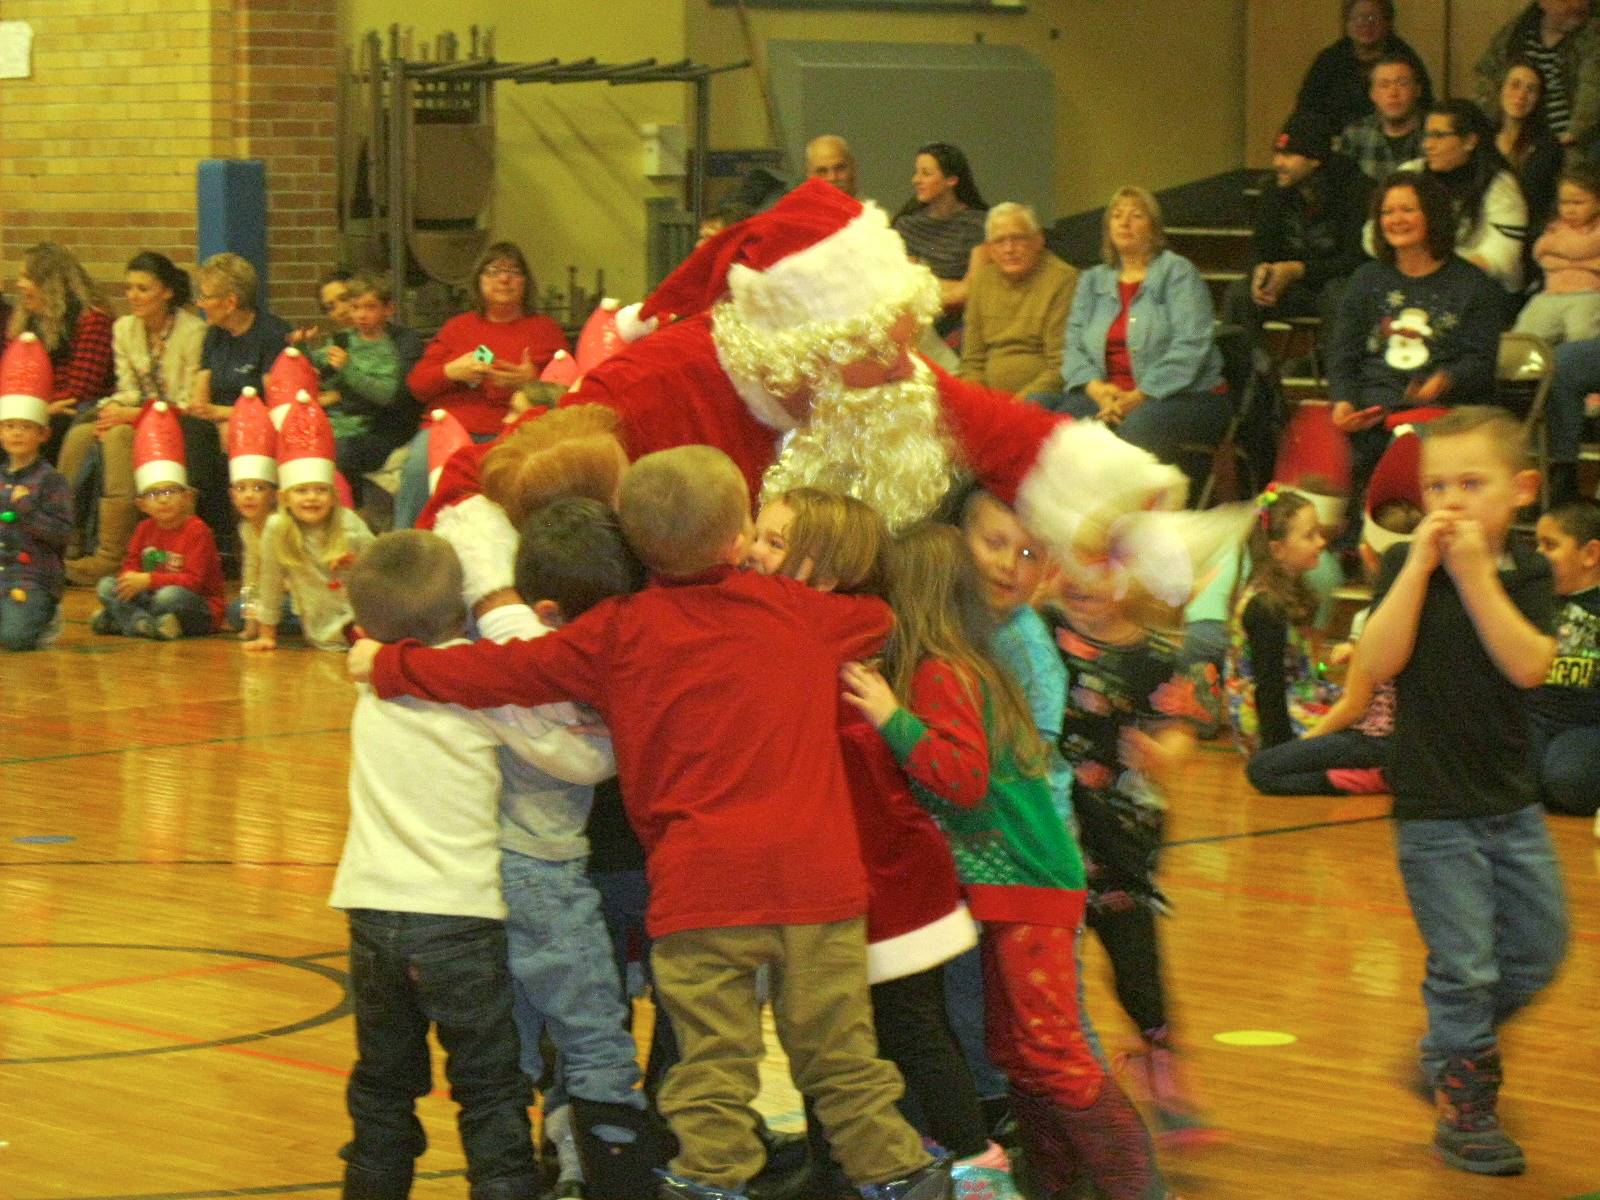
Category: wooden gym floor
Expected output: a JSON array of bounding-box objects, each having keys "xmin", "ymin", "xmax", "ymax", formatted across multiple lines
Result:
[{"xmin": 2, "ymin": 590, "xmax": 1596, "ymax": 1200}]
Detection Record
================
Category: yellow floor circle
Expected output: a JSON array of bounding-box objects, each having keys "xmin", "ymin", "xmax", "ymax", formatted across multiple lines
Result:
[{"xmin": 1214, "ymin": 1030, "xmax": 1298, "ymax": 1047}]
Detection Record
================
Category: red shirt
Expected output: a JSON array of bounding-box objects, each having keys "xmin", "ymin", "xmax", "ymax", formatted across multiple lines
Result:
[
  {"xmin": 407, "ymin": 310, "xmax": 570, "ymax": 435},
  {"xmin": 121, "ymin": 514, "xmax": 225, "ymax": 628},
  {"xmin": 1103, "ymin": 279, "xmax": 1140, "ymax": 392},
  {"xmin": 371, "ymin": 566, "xmax": 891, "ymax": 938}
]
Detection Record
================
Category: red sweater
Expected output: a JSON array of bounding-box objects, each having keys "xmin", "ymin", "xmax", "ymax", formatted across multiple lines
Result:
[
  {"xmin": 120, "ymin": 515, "xmax": 225, "ymax": 628},
  {"xmin": 371, "ymin": 565, "xmax": 890, "ymax": 938},
  {"xmin": 406, "ymin": 310, "xmax": 569, "ymax": 434}
]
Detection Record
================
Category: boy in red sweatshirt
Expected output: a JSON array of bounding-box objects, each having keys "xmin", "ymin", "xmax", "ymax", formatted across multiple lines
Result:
[{"xmin": 349, "ymin": 445, "xmax": 950, "ymax": 1200}]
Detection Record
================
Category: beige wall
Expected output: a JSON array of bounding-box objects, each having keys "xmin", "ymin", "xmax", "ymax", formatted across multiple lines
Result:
[{"xmin": 684, "ymin": 0, "xmax": 1247, "ymax": 219}]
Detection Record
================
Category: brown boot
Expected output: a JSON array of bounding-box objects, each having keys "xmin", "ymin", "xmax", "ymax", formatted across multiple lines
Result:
[{"xmin": 66, "ymin": 497, "xmax": 140, "ymax": 586}]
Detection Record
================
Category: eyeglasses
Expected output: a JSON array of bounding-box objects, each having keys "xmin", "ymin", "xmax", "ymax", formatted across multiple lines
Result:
[
  {"xmin": 481, "ymin": 266, "xmax": 526, "ymax": 279},
  {"xmin": 141, "ymin": 486, "xmax": 187, "ymax": 500},
  {"xmin": 1420, "ymin": 130, "xmax": 1462, "ymax": 141},
  {"xmin": 229, "ymin": 481, "xmax": 275, "ymax": 495}
]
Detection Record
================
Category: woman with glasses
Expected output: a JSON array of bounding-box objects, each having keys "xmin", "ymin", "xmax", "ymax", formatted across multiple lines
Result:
[
  {"xmin": 395, "ymin": 241, "xmax": 570, "ymax": 528},
  {"xmin": 57, "ymin": 251, "xmax": 207, "ymax": 583},
  {"xmin": 1363, "ymin": 99, "xmax": 1530, "ymax": 293},
  {"xmin": 1296, "ymin": 0, "xmax": 1434, "ymax": 135}
]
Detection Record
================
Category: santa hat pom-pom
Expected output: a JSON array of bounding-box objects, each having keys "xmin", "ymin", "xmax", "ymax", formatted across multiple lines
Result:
[{"xmin": 613, "ymin": 301, "xmax": 658, "ymax": 344}]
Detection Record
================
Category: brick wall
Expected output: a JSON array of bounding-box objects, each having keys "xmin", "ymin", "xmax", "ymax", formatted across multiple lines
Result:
[{"xmin": 0, "ymin": 0, "xmax": 338, "ymax": 325}]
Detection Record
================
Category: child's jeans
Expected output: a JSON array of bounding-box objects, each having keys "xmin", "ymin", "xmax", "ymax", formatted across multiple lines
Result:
[
  {"xmin": 1246, "ymin": 730, "xmax": 1389, "ymax": 795},
  {"xmin": 94, "ymin": 577, "xmax": 213, "ymax": 636},
  {"xmin": 0, "ymin": 588, "xmax": 57, "ymax": 651},
  {"xmin": 651, "ymin": 917, "xmax": 929, "ymax": 1191},
  {"xmin": 224, "ymin": 592, "xmax": 301, "ymax": 635},
  {"xmin": 591, "ymin": 867, "xmax": 679, "ymax": 1096},
  {"xmin": 1511, "ymin": 290, "xmax": 1600, "ymax": 347},
  {"xmin": 1529, "ymin": 718, "xmax": 1600, "ymax": 816},
  {"xmin": 1395, "ymin": 805, "xmax": 1568, "ymax": 1080},
  {"xmin": 342, "ymin": 909, "xmax": 539, "ymax": 1200},
  {"xmin": 498, "ymin": 851, "xmax": 643, "ymax": 1112}
]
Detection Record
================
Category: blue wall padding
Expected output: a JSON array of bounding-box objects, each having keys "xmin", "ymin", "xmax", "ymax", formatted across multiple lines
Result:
[{"xmin": 197, "ymin": 160, "xmax": 269, "ymax": 300}]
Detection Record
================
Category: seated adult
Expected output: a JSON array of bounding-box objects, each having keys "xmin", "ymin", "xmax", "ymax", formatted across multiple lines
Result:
[
  {"xmin": 805, "ymin": 134, "xmax": 858, "ymax": 198},
  {"xmin": 1226, "ymin": 111, "xmax": 1372, "ymax": 341},
  {"xmin": 6, "ymin": 242, "xmax": 114, "ymax": 462},
  {"xmin": 1542, "ymin": 330, "xmax": 1600, "ymax": 504},
  {"xmin": 58, "ymin": 252, "xmax": 206, "ymax": 584},
  {"xmin": 892, "ymin": 142, "xmax": 989, "ymax": 332},
  {"xmin": 1339, "ymin": 54, "xmax": 1427, "ymax": 181},
  {"xmin": 1363, "ymin": 100, "xmax": 1530, "ymax": 293},
  {"xmin": 397, "ymin": 241, "xmax": 569, "ymax": 527},
  {"xmin": 1297, "ymin": 0, "xmax": 1434, "ymax": 134},
  {"xmin": 1057, "ymin": 186, "xmax": 1227, "ymax": 483},
  {"xmin": 956, "ymin": 202, "xmax": 1077, "ymax": 399},
  {"xmin": 1328, "ymin": 170, "xmax": 1505, "ymax": 544},
  {"xmin": 1493, "ymin": 56, "xmax": 1564, "ymax": 236},
  {"xmin": 1476, "ymin": 0, "xmax": 1600, "ymax": 154},
  {"xmin": 183, "ymin": 252, "xmax": 293, "ymax": 548}
]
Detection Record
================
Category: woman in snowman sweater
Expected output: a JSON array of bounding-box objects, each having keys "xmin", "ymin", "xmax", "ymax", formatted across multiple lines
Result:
[{"xmin": 1326, "ymin": 170, "xmax": 1505, "ymax": 543}]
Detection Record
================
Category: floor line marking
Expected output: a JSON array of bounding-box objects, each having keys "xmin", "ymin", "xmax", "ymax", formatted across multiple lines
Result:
[
  {"xmin": 14, "ymin": 1167, "xmax": 467, "ymax": 1200},
  {"xmin": 0, "ymin": 725, "xmax": 351, "ymax": 768},
  {"xmin": 0, "ymin": 954, "xmax": 288, "ymax": 1004},
  {"xmin": 1163, "ymin": 813, "xmax": 1392, "ymax": 847}
]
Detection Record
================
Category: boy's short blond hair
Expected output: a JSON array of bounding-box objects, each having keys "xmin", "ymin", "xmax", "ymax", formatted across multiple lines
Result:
[
  {"xmin": 619, "ymin": 445, "xmax": 749, "ymax": 576},
  {"xmin": 1421, "ymin": 406, "xmax": 1531, "ymax": 471},
  {"xmin": 347, "ymin": 530, "xmax": 465, "ymax": 646},
  {"xmin": 346, "ymin": 272, "xmax": 394, "ymax": 305}
]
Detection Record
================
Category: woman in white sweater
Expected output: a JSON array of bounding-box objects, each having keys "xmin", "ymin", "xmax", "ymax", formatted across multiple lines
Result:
[{"xmin": 1363, "ymin": 99, "xmax": 1529, "ymax": 293}]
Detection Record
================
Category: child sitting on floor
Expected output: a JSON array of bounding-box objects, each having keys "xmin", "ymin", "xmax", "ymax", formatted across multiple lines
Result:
[
  {"xmin": 1530, "ymin": 498, "xmax": 1600, "ymax": 822},
  {"xmin": 0, "ymin": 338, "xmax": 71, "ymax": 651}
]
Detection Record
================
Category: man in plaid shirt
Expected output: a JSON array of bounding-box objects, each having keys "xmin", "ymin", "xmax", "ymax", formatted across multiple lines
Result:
[{"xmin": 1339, "ymin": 54, "xmax": 1425, "ymax": 180}]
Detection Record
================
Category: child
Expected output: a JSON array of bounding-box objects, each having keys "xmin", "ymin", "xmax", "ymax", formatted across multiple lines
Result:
[
  {"xmin": 245, "ymin": 396, "xmax": 374, "ymax": 652},
  {"xmin": 843, "ymin": 523, "xmax": 1170, "ymax": 1200},
  {"xmin": 747, "ymin": 489, "xmax": 1004, "ymax": 1191},
  {"xmin": 1513, "ymin": 163, "xmax": 1600, "ymax": 346},
  {"xmin": 0, "ymin": 340, "xmax": 72, "ymax": 650},
  {"xmin": 1530, "ymin": 499, "xmax": 1600, "ymax": 819},
  {"xmin": 1041, "ymin": 544, "xmax": 1215, "ymax": 1146},
  {"xmin": 1356, "ymin": 406, "xmax": 1567, "ymax": 1176},
  {"xmin": 1224, "ymin": 487, "xmax": 1340, "ymax": 757},
  {"xmin": 90, "ymin": 401, "xmax": 223, "ymax": 640},
  {"xmin": 1248, "ymin": 444, "xmax": 1425, "ymax": 796},
  {"xmin": 333, "ymin": 529, "xmax": 550, "ymax": 1200},
  {"xmin": 224, "ymin": 389, "xmax": 287, "ymax": 639},
  {"xmin": 350, "ymin": 446, "xmax": 947, "ymax": 1200}
]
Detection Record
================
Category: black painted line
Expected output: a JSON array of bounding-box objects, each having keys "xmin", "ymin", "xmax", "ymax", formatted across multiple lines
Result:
[
  {"xmin": 0, "ymin": 725, "xmax": 350, "ymax": 767},
  {"xmin": 1163, "ymin": 813, "xmax": 1392, "ymax": 848},
  {"xmin": 15, "ymin": 1168, "xmax": 466, "ymax": 1200}
]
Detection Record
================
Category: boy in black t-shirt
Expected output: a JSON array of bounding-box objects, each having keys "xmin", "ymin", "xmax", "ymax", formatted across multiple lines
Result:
[
  {"xmin": 1530, "ymin": 500, "xmax": 1600, "ymax": 819},
  {"xmin": 1358, "ymin": 407, "xmax": 1567, "ymax": 1177}
]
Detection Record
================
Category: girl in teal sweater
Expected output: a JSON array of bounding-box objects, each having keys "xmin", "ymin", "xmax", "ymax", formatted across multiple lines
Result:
[{"xmin": 843, "ymin": 524, "xmax": 1170, "ymax": 1200}]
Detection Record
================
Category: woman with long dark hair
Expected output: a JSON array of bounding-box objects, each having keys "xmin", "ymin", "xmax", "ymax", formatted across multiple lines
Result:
[
  {"xmin": 893, "ymin": 143, "xmax": 990, "ymax": 323},
  {"xmin": 1493, "ymin": 56, "xmax": 1563, "ymax": 235}
]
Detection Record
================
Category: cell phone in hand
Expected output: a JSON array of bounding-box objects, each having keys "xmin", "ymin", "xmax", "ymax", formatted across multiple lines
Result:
[{"xmin": 473, "ymin": 344, "xmax": 496, "ymax": 365}]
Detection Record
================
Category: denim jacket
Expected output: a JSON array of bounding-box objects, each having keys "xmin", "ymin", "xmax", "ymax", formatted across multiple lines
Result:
[{"xmin": 1061, "ymin": 249, "xmax": 1222, "ymax": 400}]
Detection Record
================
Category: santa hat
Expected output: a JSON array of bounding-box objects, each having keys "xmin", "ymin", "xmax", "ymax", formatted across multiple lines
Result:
[
  {"xmin": 0, "ymin": 332, "xmax": 53, "ymax": 426},
  {"xmin": 539, "ymin": 349, "xmax": 581, "ymax": 388},
  {"xmin": 277, "ymin": 390, "xmax": 337, "ymax": 490},
  {"xmin": 575, "ymin": 298, "xmax": 627, "ymax": 366},
  {"xmin": 133, "ymin": 401, "xmax": 188, "ymax": 493},
  {"xmin": 265, "ymin": 346, "xmax": 320, "ymax": 412},
  {"xmin": 425, "ymin": 408, "xmax": 473, "ymax": 494},
  {"xmin": 635, "ymin": 178, "xmax": 930, "ymax": 334},
  {"xmin": 1283, "ymin": 485, "xmax": 1347, "ymax": 528},
  {"xmin": 1362, "ymin": 430, "xmax": 1423, "ymax": 555},
  {"xmin": 226, "ymin": 387, "xmax": 277, "ymax": 484}
]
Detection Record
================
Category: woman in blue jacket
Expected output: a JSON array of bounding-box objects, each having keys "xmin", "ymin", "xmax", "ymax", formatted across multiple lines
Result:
[{"xmin": 1057, "ymin": 186, "xmax": 1227, "ymax": 478}]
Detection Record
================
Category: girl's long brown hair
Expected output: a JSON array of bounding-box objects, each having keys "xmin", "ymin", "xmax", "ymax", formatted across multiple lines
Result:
[
  {"xmin": 883, "ymin": 523, "xmax": 1044, "ymax": 775},
  {"xmin": 1236, "ymin": 489, "xmax": 1318, "ymax": 625},
  {"xmin": 773, "ymin": 488, "xmax": 889, "ymax": 596}
]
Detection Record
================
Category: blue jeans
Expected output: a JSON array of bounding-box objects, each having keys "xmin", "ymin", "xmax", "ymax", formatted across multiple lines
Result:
[
  {"xmin": 1246, "ymin": 730, "xmax": 1389, "ymax": 795},
  {"xmin": 1547, "ymin": 336, "xmax": 1600, "ymax": 462},
  {"xmin": 94, "ymin": 577, "xmax": 214, "ymax": 636},
  {"xmin": 394, "ymin": 427, "xmax": 498, "ymax": 529},
  {"xmin": 225, "ymin": 593, "xmax": 301, "ymax": 634},
  {"xmin": 1394, "ymin": 806, "xmax": 1568, "ymax": 1079},
  {"xmin": 343, "ymin": 910, "xmax": 539, "ymax": 1200},
  {"xmin": 1530, "ymin": 719, "xmax": 1600, "ymax": 816},
  {"xmin": 1053, "ymin": 388, "xmax": 1233, "ymax": 497},
  {"xmin": 591, "ymin": 867, "xmax": 679, "ymax": 1097},
  {"xmin": 499, "ymin": 852, "xmax": 643, "ymax": 1113},
  {"xmin": 0, "ymin": 587, "xmax": 57, "ymax": 651}
]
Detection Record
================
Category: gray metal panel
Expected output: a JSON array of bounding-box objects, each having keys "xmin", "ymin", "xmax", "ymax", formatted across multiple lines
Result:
[{"xmin": 769, "ymin": 40, "xmax": 1053, "ymax": 223}]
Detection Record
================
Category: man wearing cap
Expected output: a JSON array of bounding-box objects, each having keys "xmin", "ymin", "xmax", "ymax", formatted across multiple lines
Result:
[{"xmin": 1226, "ymin": 110, "xmax": 1372, "ymax": 348}]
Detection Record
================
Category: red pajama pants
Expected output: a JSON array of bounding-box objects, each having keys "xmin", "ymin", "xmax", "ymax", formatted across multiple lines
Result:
[{"xmin": 981, "ymin": 920, "xmax": 1105, "ymax": 1109}]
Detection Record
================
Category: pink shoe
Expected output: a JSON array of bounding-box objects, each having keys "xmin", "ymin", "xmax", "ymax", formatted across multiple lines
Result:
[
  {"xmin": 1327, "ymin": 766, "xmax": 1388, "ymax": 794},
  {"xmin": 1119, "ymin": 1042, "xmax": 1226, "ymax": 1150}
]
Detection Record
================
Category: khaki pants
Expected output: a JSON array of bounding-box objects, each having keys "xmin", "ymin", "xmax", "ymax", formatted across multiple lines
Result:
[
  {"xmin": 651, "ymin": 918, "xmax": 929, "ymax": 1190},
  {"xmin": 59, "ymin": 420, "xmax": 135, "ymax": 500}
]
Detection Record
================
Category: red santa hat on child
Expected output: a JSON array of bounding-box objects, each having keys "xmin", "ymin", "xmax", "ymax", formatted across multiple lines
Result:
[
  {"xmin": 623, "ymin": 178, "xmax": 933, "ymax": 340},
  {"xmin": 424, "ymin": 408, "xmax": 473, "ymax": 494},
  {"xmin": 277, "ymin": 390, "xmax": 337, "ymax": 490},
  {"xmin": 575, "ymin": 298, "xmax": 627, "ymax": 368},
  {"xmin": 0, "ymin": 332, "xmax": 53, "ymax": 426},
  {"xmin": 133, "ymin": 401, "xmax": 188, "ymax": 493},
  {"xmin": 266, "ymin": 346, "xmax": 320, "ymax": 412},
  {"xmin": 539, "ymin": 350, "xmax": 581, "ymax": 388},
  {"xmin": 227, "ymin": 387, "xmax": 277, "ymax": 484},
  {"xmin": 1362, "ymin": 429, "xmax": 1424, "ymax": 556}
]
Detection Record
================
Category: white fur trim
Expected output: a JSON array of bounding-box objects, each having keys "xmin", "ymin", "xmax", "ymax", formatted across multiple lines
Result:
[
  {"xmin": 866, "ymin": 904, "xmax": 977, "ymax": 985},
  {"xmin": 269, "ymin": 404, "xmax": 289, "ymax": 431},
  {"xmin": 278, "ymin": 458, "xmax": 336, "ymax": 490},
  {"xmin": 0, "ymin": 395, "xmax": 48, "ymax": 425},
  {"xmin": 230, "ymin": 454, "xmax": 278, "ymax": 484},
  {"xmin": 1287, "ymin": 489, "xmax": 1346, "ymax": 526},
  {"xmin": 615, "ymin": 302, "xmax": 657, "ymax": 343},
  {"xmin": 728, "ymin": 202, "xmax": 929, "ymax": 332},
  {"xmin": 135, "ymin": 461, "xmax": 188, "ymax": 493},
  {"xmin": 434, "ymin": 493, "xmax": 518, "ymax": 608},
  {"xmin": 1362, "ymin": 514, "xmax": 1413, "ymax": 556}
]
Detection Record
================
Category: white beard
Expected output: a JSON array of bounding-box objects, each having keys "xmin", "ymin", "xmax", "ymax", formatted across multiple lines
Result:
[{"xmin": 760, "ymin": 360, "xmax": 957, "ymax": 533}]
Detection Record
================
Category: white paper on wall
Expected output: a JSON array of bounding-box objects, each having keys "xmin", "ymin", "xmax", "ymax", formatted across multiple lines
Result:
[{"xmin": 0, "ymin": 21, "xmax": 34, "ymax": 80}]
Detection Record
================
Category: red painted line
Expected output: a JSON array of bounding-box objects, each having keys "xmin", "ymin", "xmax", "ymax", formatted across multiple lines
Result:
[{"xmin": 0, "ymin": 955, "xmax": 277, "ymax": 1004}]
